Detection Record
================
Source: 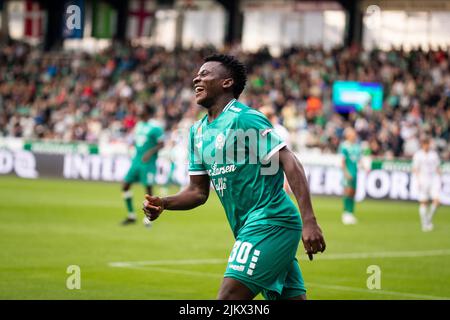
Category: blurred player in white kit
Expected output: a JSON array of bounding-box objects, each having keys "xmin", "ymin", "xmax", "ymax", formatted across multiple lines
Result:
[{"xmin": 412, "ymin": 137, "xmax": 441, "ymax": 232}]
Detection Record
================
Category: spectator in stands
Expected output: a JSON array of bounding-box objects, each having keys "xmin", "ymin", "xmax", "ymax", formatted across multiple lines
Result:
[{"xmin": 0, "ymin": 40, "xmax": 448, "ymax": 161}]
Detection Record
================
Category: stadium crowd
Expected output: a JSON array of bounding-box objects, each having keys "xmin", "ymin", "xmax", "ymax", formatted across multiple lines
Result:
[{"xmin": 0, "ymin": 40, "xmax": 449, "ymax": 160}]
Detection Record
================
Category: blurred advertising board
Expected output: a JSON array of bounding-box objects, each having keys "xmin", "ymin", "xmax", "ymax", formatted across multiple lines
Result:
[
  {"xmin": 332, "ymin": 81, "xmax": 384, "ymax": 113},
  {"xmin": 23, "ymin": 140, "xmax": 99, "ymax": 154},
  {"xmin": 1, "ymin": 143, "xmax": 449, "ymax": 205}
]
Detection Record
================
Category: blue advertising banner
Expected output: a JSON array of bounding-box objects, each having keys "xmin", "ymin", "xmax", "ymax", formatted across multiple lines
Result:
[
  {"xmin": 62, "ymin": 0, "xmax": 84, "ymax": 39},
  {"xmin": 333, "ymin": 81, "xmax": 384, "ymax": 114}
]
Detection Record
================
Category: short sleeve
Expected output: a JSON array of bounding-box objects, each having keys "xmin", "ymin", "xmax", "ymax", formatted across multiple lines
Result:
[
  {"xmin": 338, "ymin": 143, "xmax": 346, "ymax": 156},
  {"xmin": 237, "ymin": 110, "xmax": 286, "ymax": 163},
  {"xmin": 188, "ymin": 124, "xmax": 208, "ymax": 175},
  {"xmin": 152, "ymin": 125, "xmax": 165, "ymax": 142}
]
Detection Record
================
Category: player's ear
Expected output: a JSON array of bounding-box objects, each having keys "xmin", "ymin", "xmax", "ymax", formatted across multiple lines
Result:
[{"xmin": 222, "ymin": 78, "xmax": 234, "ymax": 90}]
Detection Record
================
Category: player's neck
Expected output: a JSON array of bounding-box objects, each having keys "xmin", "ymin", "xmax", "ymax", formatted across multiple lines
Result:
[{"xmin": 207, "ymin": 95, "xmax": 235, "ymax": 122}]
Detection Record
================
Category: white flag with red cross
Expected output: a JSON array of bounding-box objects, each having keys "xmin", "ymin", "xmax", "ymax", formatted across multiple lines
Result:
[
  {"xmin": 24, "ymin": 0, "xmax": 45, "ymax": 39},
  {"xmin": 126, "ymin": 0, "xmax": 156, "ymax": 39}
]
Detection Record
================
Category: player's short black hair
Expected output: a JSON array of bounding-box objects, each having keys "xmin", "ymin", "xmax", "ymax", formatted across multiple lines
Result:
[{"xmin": 204, "ymin": 54, "xmax": 247, "ymax": 99}]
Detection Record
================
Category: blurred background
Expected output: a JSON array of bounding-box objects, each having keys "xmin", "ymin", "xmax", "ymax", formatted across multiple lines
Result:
[
  {"xmin": 0, "ymin": 0, "xmax": 449, "ymax": 300},
  {"xmin": 0, "ymin": 0, "xmax": 449, "ymax": 203}
]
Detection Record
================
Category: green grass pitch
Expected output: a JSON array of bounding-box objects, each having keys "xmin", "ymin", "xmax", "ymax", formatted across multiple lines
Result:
[{"xmin": 0, "ymin": 176, "xmax": 449, "ymax": 300}]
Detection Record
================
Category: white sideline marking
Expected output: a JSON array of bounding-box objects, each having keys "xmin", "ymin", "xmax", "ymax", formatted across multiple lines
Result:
[
  {"xmin": 108, "ymin": 249, "xmax": 450, "ymax": 268},
  {"xmin": 111, "ymin": 265, "xmax": 450, "ymax": 300},
  {"xmin": 316, "ymin": 249, "xmax": 450, "ymax": 260},
  {"xmin": 123, "ymin": 265, "xmax": 222, "ymax": 279},
  {"xmin": 109, "ymin": 258, "xmax": 225, "ymax": 268}
]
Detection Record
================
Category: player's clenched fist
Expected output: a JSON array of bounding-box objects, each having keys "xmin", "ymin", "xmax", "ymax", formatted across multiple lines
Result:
[
  {"xmin": 301, "ymin": 218, "xmax": 326, "ymax": 261},
  {"xmin": 142, "ymin": 194, "xmax": 164, "ymax": 221}
]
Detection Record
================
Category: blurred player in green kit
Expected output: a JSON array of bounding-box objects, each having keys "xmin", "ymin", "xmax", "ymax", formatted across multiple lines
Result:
[
  {"xmin": 339, "ymin": 127, "xmax": 362, "ymax": 225},
  {"xmin": 121, "ymin": 104, "xmax": 164, "ymax": 226}
]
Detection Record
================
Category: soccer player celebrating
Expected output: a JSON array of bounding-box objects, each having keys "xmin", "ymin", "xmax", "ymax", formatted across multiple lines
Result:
[
  {"xmin": 142, "ymin": 54, "xmax": 326, "ymax": 300},
  {"xmin": 121, "ymin": 104, "xmax": 164, "ymax": 226},
  {"xmin": 412, "ymin": 137, "xmax": 441, "ymax": 232},
  {"xmin": 338, "ymin": 127, "xmax": 362, "ymax": 225}
]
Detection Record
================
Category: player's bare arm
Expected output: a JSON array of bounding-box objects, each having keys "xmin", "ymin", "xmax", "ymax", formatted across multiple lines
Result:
[
  {"xmin": 342, "ymin": 158, "xmax": 351, "ymax": 180},
  {"xmin": 142, "ymin": 174, "xmax": 210, "ymax": 221},
  {"xmin": 279, "ymin": 147, "xmax": 326, "ymax": 258},
  {"xmin": 141, "ymin": 141, "xmax": 164, "ymax": 163}
]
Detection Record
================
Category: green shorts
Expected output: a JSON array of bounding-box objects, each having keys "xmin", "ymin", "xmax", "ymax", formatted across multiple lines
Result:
[
  {"xmin": 124, "ymin": 159, "xmax": 156, "ymax": 186},
  {"xmin": 343, "ymin": 174, "xmax": 357, "ymax": 189},
  {"xmin": 224, "ymin": 223, "xmax": 306, "ymax": 300}
]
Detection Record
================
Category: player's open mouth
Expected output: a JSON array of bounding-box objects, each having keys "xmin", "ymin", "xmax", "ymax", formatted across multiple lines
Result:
[{"xmin": 194, "ymin": 86, "xmax": 205, "ymax": 95}]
